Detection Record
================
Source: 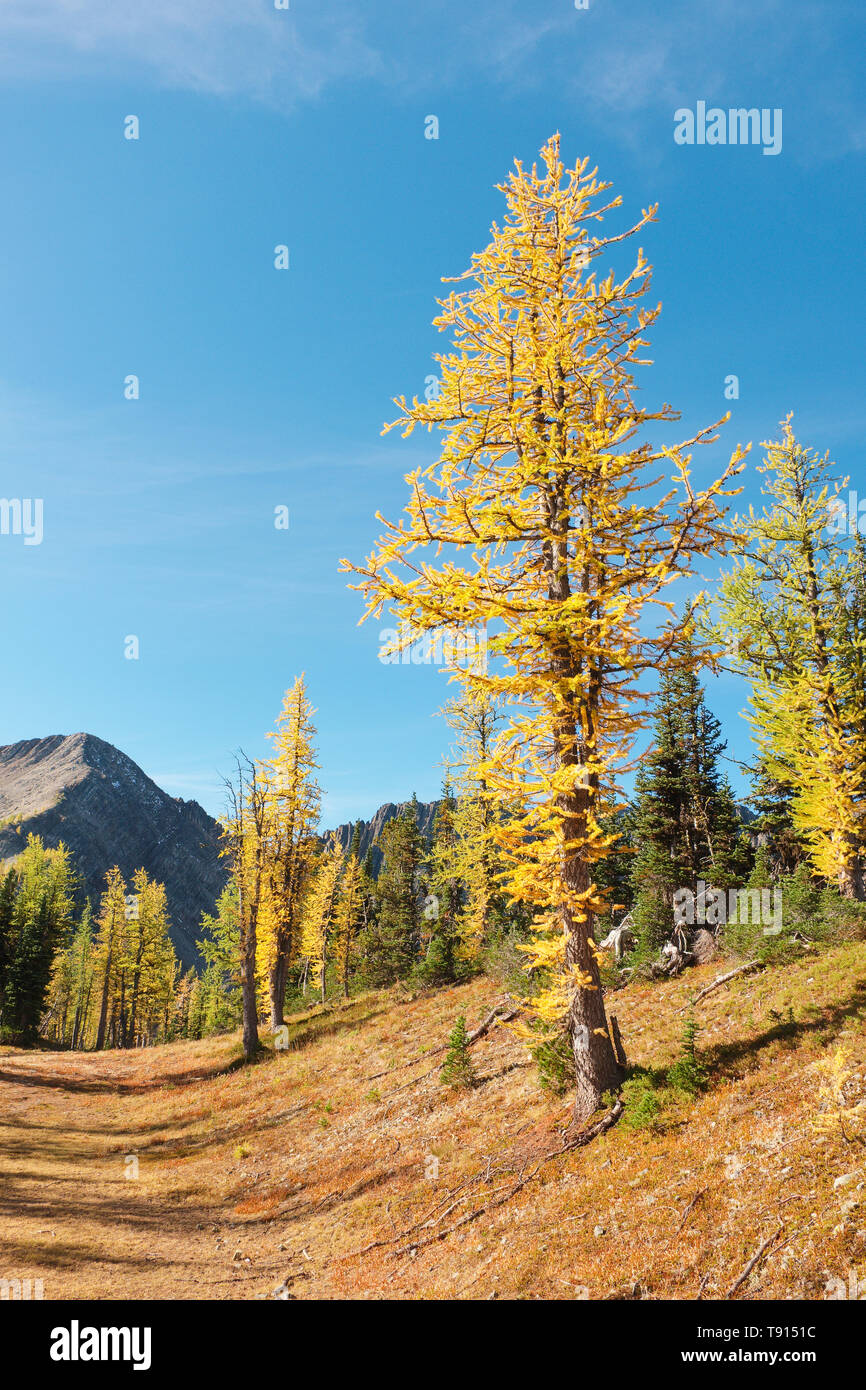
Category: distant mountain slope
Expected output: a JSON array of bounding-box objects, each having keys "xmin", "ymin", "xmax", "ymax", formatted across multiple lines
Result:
[{"xmin": 0, "ymin": 734, "xmax": 228, "ymax": 968}]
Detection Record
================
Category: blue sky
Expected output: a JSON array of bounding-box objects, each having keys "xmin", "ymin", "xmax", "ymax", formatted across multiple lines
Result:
[{"xmin": 0, "ymin": 0, "xmax": 863, "ymax": 825}]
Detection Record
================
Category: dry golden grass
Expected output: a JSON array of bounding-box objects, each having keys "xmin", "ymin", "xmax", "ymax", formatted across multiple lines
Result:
[{"xmin": 2, "ymin": 944, "xmax": 865, "ymax": 1300}]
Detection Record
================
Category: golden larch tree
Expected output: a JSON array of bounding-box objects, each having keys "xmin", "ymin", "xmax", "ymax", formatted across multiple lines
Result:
[
  {"xmin": 262, "ymin": 676, "xmax": 322, "ymax": 1026},
  {"xmin": 93, "ymin": 866, "xmax": 127, "ymax": 1051},
  {"xmin": 343, "ymin": 136, "xmax": 748, "ymax": 1122},
  {"xmin": 298, "ymin": 845, "xmax": 344, "ymax": 1003},
  {"xmin": 711, "ymin": 418, "xmax": 866, "ymax": 897},
  {"xmin": 332, "ymin": 847, "xmax": 362, "ymax": 998}
]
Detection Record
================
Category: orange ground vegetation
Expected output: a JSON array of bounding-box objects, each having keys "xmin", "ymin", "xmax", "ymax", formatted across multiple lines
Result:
[{"xmin": 2, "ymin": 941, "xmax": 865, "ymax": 1300}]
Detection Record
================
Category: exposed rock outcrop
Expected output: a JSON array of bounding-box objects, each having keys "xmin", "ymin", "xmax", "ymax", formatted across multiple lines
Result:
[{"xmin": 325, "ymin": 799, "xmax": 439, "ymax": 873}]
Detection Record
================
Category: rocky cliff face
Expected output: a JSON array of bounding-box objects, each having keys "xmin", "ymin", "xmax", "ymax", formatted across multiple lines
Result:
[
  {"xmin": 0, "ymin": 734, "xmax": 227, "ymax": 969},
  {"xmin": 325, "ymin": 799, "xmax": 439, "ymax": 873}
]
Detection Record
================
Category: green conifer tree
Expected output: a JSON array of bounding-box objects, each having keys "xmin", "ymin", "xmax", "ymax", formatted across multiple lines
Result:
[
  {"xmin": 439, "ymin": 1013, "xmax": 475, "ymax": 1089},
  {"xmin": 360, "ymin": 799, "xmax": 427, "ymax": 986}
]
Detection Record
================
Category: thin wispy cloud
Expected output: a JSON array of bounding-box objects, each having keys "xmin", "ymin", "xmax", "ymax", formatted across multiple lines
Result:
[
  {"xmin": 0, "ymin": 0, "xmax": 860, "ymax": 161},
  {"xmin": 0, "ymin": 0, "xmax": 382, "ymax": 104}
]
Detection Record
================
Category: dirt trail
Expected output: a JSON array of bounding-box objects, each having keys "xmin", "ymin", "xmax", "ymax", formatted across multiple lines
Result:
[{"xmin": 0, "ymin": 1045, "xmax": 281, "ymax": 1300}]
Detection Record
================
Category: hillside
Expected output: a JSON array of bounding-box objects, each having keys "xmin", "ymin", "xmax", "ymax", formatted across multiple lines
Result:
[
  {"xmin": 0, "ymin": 734, "xmax": 227, "ymax": 968},
  {"xmin": 2, "ymin": 940, "xmax": 864, "ymax": 1300}
]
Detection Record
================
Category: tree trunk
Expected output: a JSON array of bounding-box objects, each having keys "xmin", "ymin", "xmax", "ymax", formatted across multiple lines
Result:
[
  {"xmin": 269, "ymin": 956, "xmax": 288, "ymax": 1029},
  {"xmin": 838, "ymin": 857, "xmax": 865, "ymax": 901},
  {"xmin": 544, "ymin": 462, "xmax": 624, "ymax": 1124},
  {"xmin": 95, "ymin": 951, "xmax": 112, "ymax": 1051},
  {"xmin": 239, "ymin": 867, "xmax": 260, "ymax": 1062},
  {"xmin": 241, "ymin": 942, "xmax": 259, "ymax": 1060},
  {"xmin": 563, "ymin": 833, "xmax": 624, "ymax": 1124}
]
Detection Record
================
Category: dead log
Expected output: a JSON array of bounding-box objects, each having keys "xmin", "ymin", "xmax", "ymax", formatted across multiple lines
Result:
[
  {"xmin": 725, "ymin": 1225, "xmax": 784, "ymax": 1299},
  {"xmin": 364, "ymin": 1000, "xmax": 521, "ymax": 1080},
  {"xmin": 676, "ymin": 960, "xmax": 763, "ymax": 1013}
]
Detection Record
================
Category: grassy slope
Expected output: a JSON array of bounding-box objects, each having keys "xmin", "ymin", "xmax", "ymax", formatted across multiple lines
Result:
[{"xmin": 1, "ymin": 942, "xmax": 865, "ymax": 1300}]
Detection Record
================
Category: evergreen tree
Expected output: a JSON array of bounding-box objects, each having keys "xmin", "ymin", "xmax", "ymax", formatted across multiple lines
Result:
[
  {"xmin": 0, "ymin": 868, "xmax": 17, "ymax": 1015},
  {"xmin": 630, "ymin": 652, "xmax": 749, "ymax": 953},
  {"xmin": 440, "ymin": 1014, "xmax": 475, "ymax": 1089},
  {"xmin": 0, "ymin": 837, "xmax": 75, "ymax": 1044},
  {"xmin": 593, "ymin": 806, "xmax": 636, "ymax": 938},
  {"xmin": 197, "ymin": 881, "xmax": 243, "ymax": 1029},
  {"xmin": 630, "ymin": 701, "xmax": 691, "ymax": 954},
  {"xmin": 360, "ymin": 799, "xmax": 426, "ymax": 986},
  {"xmin": 419, "ymin": 783, "xmax": 461, "ymax": 985},
  {"xmin": 748, "ymin": 762, "xmax": 804, "ymax": 875}
]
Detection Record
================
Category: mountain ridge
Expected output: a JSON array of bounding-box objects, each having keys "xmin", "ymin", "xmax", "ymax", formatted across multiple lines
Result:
[
  {"xmin": 0, "ymin": 733, "xmax": 228, "ymax": 969},
  {"xmin": 324, "ymin": 799, "xmax": 439, "ymax": 871}
]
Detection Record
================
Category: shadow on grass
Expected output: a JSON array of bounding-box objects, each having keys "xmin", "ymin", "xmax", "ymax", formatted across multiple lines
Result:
[
  {"xmin": 0, "ymin": 1052, "xmax": 246, "ymax": 1096},
  {"xmin": 702, "ymin": 976, "xmax": 866, "ymax": 1080}
]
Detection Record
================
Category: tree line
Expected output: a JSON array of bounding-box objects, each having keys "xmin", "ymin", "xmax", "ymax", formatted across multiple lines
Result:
[{"xmin": 2, "ymin": 845, "xmax": 176, "ymax": 1049}]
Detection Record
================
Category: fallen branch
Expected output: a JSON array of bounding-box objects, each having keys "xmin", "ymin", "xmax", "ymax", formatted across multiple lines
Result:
[
  {"xmin": 389, "ymin": 1101, "xmax": 625, "ymax": 1259},
  {"xmin": 677, "ymin": 961, "xmax": 763, "ymax": 1013},
  {"xmin": 340, "ymin": 1098, "xmax": 623, "ymax": 1264},
  {"xmin": 669, "ymin": 1187, "xmax": 707, "ymax": 1244},
  {"xmin": 725, "ymin": 1225, "xmax": 784, "ymax": 1299},
  {"xmin": 364, "ymin": 1001, "xmax": 521, "ymax": 1080},
  {"xmin": 389, "ymin": 1165, "xmax": 542, "ymax": 1258}
]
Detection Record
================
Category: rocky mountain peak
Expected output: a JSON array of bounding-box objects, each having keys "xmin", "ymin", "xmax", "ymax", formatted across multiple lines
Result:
[{"xmin": 0, "ymin": 734, "xmax": 227, "ymax": 968}]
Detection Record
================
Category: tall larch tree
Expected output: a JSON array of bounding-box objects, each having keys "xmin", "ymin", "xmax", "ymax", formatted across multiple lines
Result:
[
  {"xmin": 263, "ymin": 676, "xmax": 322, "ymax": 1027},
  {"xmin": 343, "ymin": 136, "xmax": 748, "ymax": 1121},
  {"xmin": 298, "ymin": 845, "xmax": 344, "ymax": 1003},
  {"xmin": 332, "ymin": 826, "xmax": 363, "ymax": 997},
  {"xmin": 712, "ymin": 419, "xmax": 866, "ymax": 898},
  {"xmin": 442, "ymin": 690, "xmax": 508, "ymax": 956},
  {"xmin": 93, "ymin": 866, "xmax": 127, "ymax": 1051},
  {"xmin": 222, "ymin": 755, "xmax": 269, "ymax": 1061},
  {"xmin": 122, "ymin": 870, "xmax": 176, "ymax": 1047}
]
